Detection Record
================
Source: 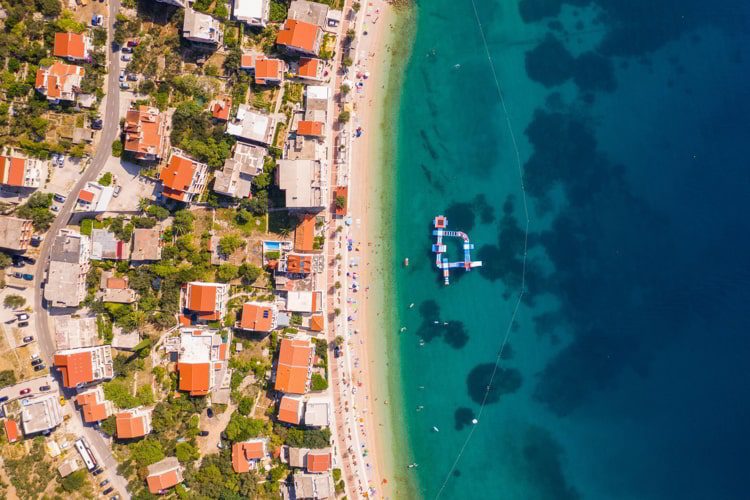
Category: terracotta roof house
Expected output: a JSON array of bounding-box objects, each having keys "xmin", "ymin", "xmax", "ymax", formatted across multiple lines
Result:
[
  {"xmin": 232, "ymin": 439, "xmax": 267, "ymax": 472},
  {"xmin": 177, "ymin": 327, "xmax": 231, "ymax": 396},
  {"xmin": 213, "ymin": 142, "xmax": 266, "ymax": 199},
  {"xmin": 238, "ymin": 302, "xmax": 278, "ymax": 333},
  {"xmin": 75, "ymin": 181, "xmax": 114, "ymax": 213},
  {"xmin": 309, "ymin": 314, "xmax": 324, "ymax": 332},
  {"xmin": 209, "ymin": 95, "xmax": 232, "ymax": 121},
  {"xmin": 116, "ymin": 408, "xmax": 152, "ymax": 439},
  {"xmin": 0, "ymin": 216, "xmax": 33, "ymax": 252},
  {"xmin": 3, "ymin": 419, "xmax": 19, "ymax": 443},
  {"xmin": 35, "ymin": 62, "xmax": 84, "ymax": 101},
  {"xmin": 100, "ymin": 272, "xmax": 137, "ymax": 304},
  {"xmin": 241, "ymin": 53, "xmax": 285, "ymax": 85},
  {"xmin": 123, "ymin": 106, "xmax": 168, "ymax": 161},
  {"xmin": 286, "ymin": 253, "xmax": 313, "ymax": 274},
  {"xmin": 183, "ymin": 282, "xmax": 229, "ymax": 322},
  {"xmin": 146, "ymin": 457, "xmax": 184, "ymax": 494},
  {"xmin": 44, "ymin": 229, "xmax": 91, "ymax": 308},
  {"xmin": 276, "ymin": 19, "xmax": 322, "ymax": 56},
  {"xmin": 0, "ymin": 155, "xmax": 46, "ymax": 188},
  {"xmin": 275, "ymin": 337, "xmax": 313, "ymax": 394},
  {"xmin": 293, "ymin": 214, "xmax": 316, "ymax": 253},
  {"xmin": 278, "ymin": 395, "xmax": 304, "ymax": 425},
  {"xmin": 131, "ymin": 227, "xmax": 163, "ymax": 262},
  {"xmin": 160, "ymin": 149, "xmax": 209, "ymax": 203},
  {"xmin": 53, "ymin": 32, "xmax": 90, "ymax": 61},
  {"xmin": 297, "ymin": 57, "xmax": 324, "ymax": 81},
  {"xmin": 306, "ymin": 449, "xmax": 332, "ymax": 473},
  {"xmin": 53, "ymin": 345, "xmax": 114, "ymax": 388},
  {"xmin": 297, "ymin": 120, "xmax": 324, "ymax": 138},
  {"xmin": 75, "ymin": 386, "xmax": 114, "ymax": 423},
  {"xmin": 233, "ymin": 0, "xmax": 269, "ymax": 27}
]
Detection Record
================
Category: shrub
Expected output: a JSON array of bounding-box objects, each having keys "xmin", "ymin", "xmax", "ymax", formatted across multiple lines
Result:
[
  {"xmin": 61, "ymin": 469, "xmax": 86, "ymax": 492},
  {"xmin": 3, "ymin": 295, "xmax": 25, "ymax": 309},
  {"xmin": 98, "ymin": 172, "xmax": 113, "ymax": 186},
  {"xmin": 112, "ymin": 140, "xmax": 123, "ymax": 157},
  {"xmin": 311, "ymin": 373, "xmax": 328, "ymax": 391}
]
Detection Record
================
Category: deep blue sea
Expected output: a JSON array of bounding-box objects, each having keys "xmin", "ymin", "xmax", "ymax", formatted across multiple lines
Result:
[{"xmin": 389, "ymin": 0, "xmax": 750, "ymax": 498}]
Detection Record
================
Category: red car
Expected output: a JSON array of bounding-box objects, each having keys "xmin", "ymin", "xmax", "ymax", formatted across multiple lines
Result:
[{"xmin": 19, "ymin": 388, "xmax": 30, "ymax": 395}]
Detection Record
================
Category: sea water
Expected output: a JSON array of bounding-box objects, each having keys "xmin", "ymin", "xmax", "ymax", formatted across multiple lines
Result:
[{"xmin": 389, "ymin": 0, "xmax": 750, "ymax": 498}]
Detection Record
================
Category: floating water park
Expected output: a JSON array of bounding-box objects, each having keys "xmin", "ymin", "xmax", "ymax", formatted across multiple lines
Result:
[{"xmin": 431, "ymin": 215, "xmax": 483, "ymax": 285}]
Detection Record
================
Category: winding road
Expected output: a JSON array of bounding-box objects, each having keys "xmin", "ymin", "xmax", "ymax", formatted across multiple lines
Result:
[{"xmin": 32, "ymin": 0, "xmax": 131, "ymax": 496}]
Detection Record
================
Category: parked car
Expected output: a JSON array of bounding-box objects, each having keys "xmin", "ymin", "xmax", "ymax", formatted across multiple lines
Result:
[
  {"xmin": 51, "ymin": 205, "xmax": 60, "ymax": 212},
  {"xmin": 12, "ymin": 272, "xmax": 22, "ymax": 279},
  {"xmin": 93, "ymin": 468, "xmax": 104, "ymax": 476},
  {"xmin": 102, "ymin": 491, "xmax": 113, "ymax": 497},
  {"xmin": 0, "ymin": 396, "xmax": 8, "ymax": 404},
  {"xmin": 334, "ymin": 345, "xmax": 342, "ymax": 358},
  {"xmin": 39, "ymin": 385, "xmax": 51, "ymax": 392},
  {"xmin": 11, "ymin": 255, "xmax": 24, "ymax": 267},
  {"xmin": 31, "ymin": 359, "xmax": 43, "ymax": 366},
  {"xmin": 17, "ymin": 313, "xmax": 29, "ymax": 321},
  {"xmin": 33, "ymin": 364, "xmax": 45, "ymax": 372},
  {"xmin": 92, "ymin": 118, "xmax": 103, "ymax": 130},
  {"xmin": 22, "ymin": 256, "xmax": 36, "ymax": 264},
  {"xmin": 18, "ymin": 321, "xmax": 29, "ymax": 327},
  {"xmin": 113, "ymin": 185, "xmax": 121, "ymax": 197},
  {"xmin": 120, "ymin": 82, "xmax": 129, "ymax": 90},
  {"xmin": 127, "ymin": 38, "xmax": 140, "ymax": 47},
  {"xmin": 206, "ymin": 407, "xmax": 214, "ymax": 418},
  {"xmin": 30, "ymin": 353, "xmax": 39, "ymax": 360},
  {"xmin": 30, "ymin": 236, "xmax": 42, "ymax": 247},
  {"xmin": 22, "ymin": 336, "xmax": 33, "ymax": 343},
  {"xmin": 22, "ymin": 274, "xmax": 33, "ymax": 281},
  {"xmin": 121, "ymin": 46, "xmax": 133, "ymax": 53},
  {"xmin": 127, "ymin": 73, "xmax": 138, "ymax": 81},
  {"xmin": 19, "ymin": 388, "xmax": 30, "ymax": 395},
  {"xmin": 100, "ymin": 479, "xmax": 110, "ymax": 487},
  {"xmin": 53, "ymin": 193, "xmax": 66, "ymax": 203},
  {"xmin": 198, "ymin": 430, "xmax": 209, "ymax": 437},
  {"xmin": 96, "ymin": 15, "xmax": 104, "ymax": 26},
  {"xmin": 121, "ymin": 54, "xmax": 132, "ymax": 62}
]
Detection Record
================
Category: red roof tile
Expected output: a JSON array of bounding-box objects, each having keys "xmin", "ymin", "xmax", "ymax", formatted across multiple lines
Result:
[
  {"xmin": 297, "ymin": 121, "xmax": 324, "ymax": 137},
  {"xmin": 298, "ymin": 58, "xmax": 321, "ymax": 79},
  {"xmin": 4, "ymin": 419, "xmax": 19, "ymax": 443},
  {"xmin": 277, "ymin": 395, "xmax": 302, "ymax": 424},
  {"xmin": 116, "ymin": 411, "xmax": 148, "ymax": 439},
  {"xmin": 53, "ymin": 32, "xmax": 86, "ymax": 59},
  {"xmin": 276, "ymin": 20, "xmax": 320, "ymax": 54},
  {"xmin": 178, "ymin": 362, "xmax": 210, "ymax": 396},
  {"xmin": 240, "ymin": 303, "xmax": 275, "ymax": 332},
  {"xmin": 54, "ymin": 351, "xmax": 94, "ymax": 388},
  {"xmin": 306, "ymin": 451, "xmax": 332, "ymax": 473}
]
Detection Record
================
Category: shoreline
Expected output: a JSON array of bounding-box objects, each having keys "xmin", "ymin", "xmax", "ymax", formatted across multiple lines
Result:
[{"xmin": 344, "ymin": 1, "xmax": 417, "ymax": 498}]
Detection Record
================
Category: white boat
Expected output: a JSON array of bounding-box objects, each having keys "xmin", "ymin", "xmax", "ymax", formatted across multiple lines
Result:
[
  {"xmin": 432, "ymin": 426, "xmax": 440, "ymax": 432},
  {"xmin": 404, "ymin": 257, "xmax": 409, "ymax": 266}
]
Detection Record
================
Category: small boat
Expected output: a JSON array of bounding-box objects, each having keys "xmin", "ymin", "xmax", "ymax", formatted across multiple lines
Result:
[
  {"xmin": 404, "ymin": 257, "xmax": 409, "ymax": 266},
  {"xmin": 408, "ymin": 463, "xmax": 419, "ymax": 468},
  {"xmin": 433, "ymin": 320, "xmax": 439, "ymax": 325},
  {"xmin": 432, "ymin": 426, "xmax": 440, "ymax": 432},
  {"xmin": 400, "ymin": 327, "xmax": 407, "ymax": 332},
  {"xmin": 472, "ymin": 419, "xmax": 478, "ymax": 425}
]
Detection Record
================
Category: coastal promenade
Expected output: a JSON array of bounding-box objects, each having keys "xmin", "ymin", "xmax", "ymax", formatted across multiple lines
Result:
[{"xmin": 324, "ymin": 0, "xmax": 394, "ymax": 498}]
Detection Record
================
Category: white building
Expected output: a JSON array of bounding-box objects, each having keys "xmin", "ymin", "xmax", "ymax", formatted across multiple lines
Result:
[
  {"xmin": 213, "ymin": 143, "xmax": 266, "ymax": 199},
  {"xmin": 227, "ymin": 105, "xmax": 275, "ymax": 146},
  {"xmin": 233, "ymin": 0, "xmax": 269, "ymax": 27},
  {"xmin": 20, "ymin": 394, "xmax": 64, "ymax": 435},
  {"xmin": 276, "ymin": 159, "xmax": 327, "ymax": 210},
  {"xmin": 183, "ymin": 7, "xmax": 223, "ymax": 45},
  {"xmin": 44, "ymin": 229, "xmax": 91, "ymax": 308}
]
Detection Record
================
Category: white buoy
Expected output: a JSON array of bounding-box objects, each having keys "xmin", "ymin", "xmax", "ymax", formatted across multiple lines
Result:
[{"xmin": 472, "ymin": 419, "xmax": 478, "ymax": 425}]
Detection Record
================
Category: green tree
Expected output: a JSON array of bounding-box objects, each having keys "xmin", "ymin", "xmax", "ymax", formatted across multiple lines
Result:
[
  {"xmin": 0, "ymin": 252, "xmax": 11, "ymax": 269},
  {"xmin": 37, "ymin": 0, "xmax": 62, "ymax": 17},
  {"xmin": 98, "ymin": 172, "xmax": 113, "ymax": 186},
  {"xmin": 238, "ymin": 263, "xmax": 262, "ymax": 284},
  {"xmin": 0, "ymin": 370, "xmax": 17, "ymax": 388},
  {"xmin": 225, "ymin": 413, "xmax": 266, "ymax": 442},
  {"xmin": 218, "ymin": 235, "xmax": 244, "ymax": 255},
  {"xmin": 216, "ymin": 264, "xmax": 238, "ymax": 283},
  {"xmin": 100, "ymin": 415, "xmax": 116, "ymax": 436},
  {"xmin": 146, "ymin": 205, "xmax": 170, "ymax": 220},
  {"xmin": 237, "ymin": 397, "xmax": 254, "ymax": 416},
  {"xmin": 339, "ymin": 110, "xmax": 351, "ymax": 123},
  {"xmin": 172, "ymin": 210, "xmax": 194, "ymax": 235},
  {"xmin": 176, "ymin": 442, "xmax": 199, "ymax": 463},
  {"xmin": 112, "ymin": 140, "xmax": 123, "ymax": 158},
  {"xmin": 60, "ymin": 469, "xmax": 86, "ymax": 492},
  {"xmin": 311, "ymin": 373, "xmax": 328, "ymax": 391},
  {"xmin": 129, "ymin": 438, "xmax": 165, "ymax": 466},
  {"xmin": 3, "ymin": 295, "xmax": 25, "ymax": 309}
]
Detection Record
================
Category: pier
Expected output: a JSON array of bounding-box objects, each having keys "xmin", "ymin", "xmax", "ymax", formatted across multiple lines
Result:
[{"xmin": 431, "ymin": 215, "xmax": 482, "ymax": 285}]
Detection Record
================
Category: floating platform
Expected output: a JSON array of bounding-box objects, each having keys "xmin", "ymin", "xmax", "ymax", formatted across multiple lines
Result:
[{"xmin": 431, "ymin": 215, "xmax": 482, "ymax": 285}]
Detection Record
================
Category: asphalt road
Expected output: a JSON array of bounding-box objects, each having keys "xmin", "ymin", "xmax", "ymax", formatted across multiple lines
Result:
[{"xmin": 32, "ymin": 1, "xmax": 131, "ymax": 496}]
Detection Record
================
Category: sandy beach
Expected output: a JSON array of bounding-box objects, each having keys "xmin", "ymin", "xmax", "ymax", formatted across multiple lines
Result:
[{"xmin": 325, "ymin": 1, "xmax": 415, "ymax": 498}]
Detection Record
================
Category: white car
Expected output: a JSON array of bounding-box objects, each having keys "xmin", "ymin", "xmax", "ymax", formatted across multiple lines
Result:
[{"xmin": 121, "ymin": 54, "xmax": 132, "ymax": 62}]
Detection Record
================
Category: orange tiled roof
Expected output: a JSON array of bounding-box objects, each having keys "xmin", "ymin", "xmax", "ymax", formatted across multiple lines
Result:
[
  {"xmin": 54, "ymin": 351, "xmax": 94, "ymax": 388},
  {"xmin": 210, "ymin": 95, "xmax": 232, "ymax": 121},
  {"xmin": 240, "ymin": 53, "xmax": 255, "ymax": 68},
  {"xmin": 116, "ymin": 411, "xmax": 148, "ymax": 439},
  {"xmin": 297, "ymin": 121, "xmax": 324, "ymax": 137},
  {"xmin": 307, "ymin": 451, "xmax": 332, "ymax": 473},
  {"xmin": 160, "ymin": 154, "xmax": 196, "ymax": 199},
  {"xmin": 35, "ymin": 62, "xmax": 84, "ymax": 99},
  {"xmin": 277, "ymin": 395, "xmax": 302, "ymax": 424},
  {"xmin": 294, "ymin": 214, "xmax": 316, "ymax": 253},
  {"xmin": 53, "ymin": 32, "xmax": 86, "ymax": 59},
  {"xmin": 78, "ymin": 189, "xmax": 95, "ymax": 203},
  {"xmin": 276, "ymin": 19, "xmax": 319, "ymax": 53},
  {"xmin": 107, "ymin": 277, "xmax": 127, "ymax": 289},
  {"xmin": 3, "ymin": 419, "xmax": 19, "ymax": 443},
  {"xmin": 240, "ymin": 303, "xmax": 275, "ymax": 332},
  {"xmin": 187, "ymin": 283, "xmax": 218, "ymax": 316},
  {"xmin": 275, "ymin": 338, "xmax": 312, "ymax": 394},
  {"xmin": 124, "ymin": 106, "xmax": 164, "ymax": 158},
  {"xmin": 287, "ymin": 254, "xmax": 312, "ymax": 274},
  {"xmin": 232, "ymin": 441, "xmax": 265, "ymax": 472},
  {"xmin": 255, "ymin": 57, "xmax": 283, "ymax": 83},
  {"xmin": 219, "ymin": 342, "xmax": 228, "ymax": 361},
  {"xmin": 0, "ymin": 157, "xmax": 26, "ymax": 187},
  {"xmin": 178, "ymin": 362, "xmax": 210, "ymax": 395},
  {"xmin": 298, "ymin": 57, "xmax": 320, "ymax": 78},
  {"xmin": 310, "ymin": 315, "xmax": 324, "ymax": 332},
  {"xmin": 147, "ymin": 470, "xmax": 181, "ymax": 494}
]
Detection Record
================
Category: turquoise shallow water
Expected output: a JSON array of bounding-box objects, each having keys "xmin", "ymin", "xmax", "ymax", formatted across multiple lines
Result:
[{"xmin": 389, "ymin": 0, "xmax": 750, "ymax": 499}]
